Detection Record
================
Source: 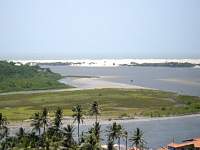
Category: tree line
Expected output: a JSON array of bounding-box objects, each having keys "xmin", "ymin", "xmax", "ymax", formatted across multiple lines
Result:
[
  {"xmin": 0, "ymin": 61, "xmax": 67, "ymax": 92},
  {"xmin": 0, "ymin": 101, "xmax": 147, "ymax": 150}
]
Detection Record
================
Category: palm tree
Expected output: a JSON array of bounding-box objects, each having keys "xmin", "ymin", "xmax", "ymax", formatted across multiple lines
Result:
[
  {"xmin": 1, "ymin": 136, "xmax": 17, "ymax": 149},
  {"xmin": 15, "ymin": 127, "xmax": 26, "ymax": 148},
  {"xmin": 27, "ymin": 132, "xmax": 39, "ymax": 148},
  {"xmin": 16, "ymin": 127, "xmax": 25, "ymax": 139},
  {"xmin": 107, "ymin": 122, "xmax": 123, "ymax": 150},
  {"xmin": 72, "ymin": 105, "xmax": 84, "ymax": 142},
  {"xmin": 116, "ymin": 124, "xmax": 123, "ymax": 150},
  {"xmin": 0, "ymin": 113, "xmax": 8, "ymax": 127},
  {"xmin": 107, "ymin": 122, "xmax": 118, "ymax": 141},
  {"xmin": 92, "ymin": 122, "xmax": 101, "ymax": 142},
  {"xmin": 129, "ymin": 128, "xmax": 146, "ymax": 150},
  {"xmin": 89, "ymin": 101, "xmax": 101, "ymax": 123},
  {"xmin": 31, "ymin": 112, "xmax": 42, "ymax": 136},
  {"xmin": 54, "ymin": 107, "xmax": 63, "ymax": 129},
  {"xmin": 123, "ymin": 130, "xmax": 128, "ymax": 150},
  {"xmin": 81, "ymin": 130, "xmax": 101, "ymax": 150},
  {"xmin": 80, "ymin": 132, "xmax": 86, "ymax": 144},
  {"xmin": 41, "ymin": 107, "xmax": 48, "ymax": 134},
  {"xmin": 107, "ymin": 136, "xmax": 114, "ymax": 150},
  {"xmin": 2, "ymin": 126, "xmax": 9, "ymax": 139},
  {"xmin": 62, "ymin": 124, "xmax": 75, "ymax": 148},
  {"xmin": 86, "ymin": 121, "xmax": 101, "ymax": 148},
  {"xmin": 0, "ymin": 113, "xmax": 8, "ymax": 139}
]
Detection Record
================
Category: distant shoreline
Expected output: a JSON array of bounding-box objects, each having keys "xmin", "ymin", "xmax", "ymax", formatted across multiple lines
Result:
[
  {"xmin": 41, "ymin": 62, "xmax": 200, "ymax": 68},
  {"xmin": 9, "ymin": 59, "xmax": 200, "ymax": 67}
]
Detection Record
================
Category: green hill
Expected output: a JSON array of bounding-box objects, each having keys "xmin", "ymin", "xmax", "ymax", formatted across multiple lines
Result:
[{"xmin": 0, "ymin": 61, "xmax": 70, "ymax": 92}]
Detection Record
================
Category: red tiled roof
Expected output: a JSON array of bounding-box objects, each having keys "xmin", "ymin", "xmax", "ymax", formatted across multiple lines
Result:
[
  {"xmin": 167, "ymin": 137, "xmax": 200, "ymax": 148},
  {"xmin": 168, "ymin": 142, "xmax": 193, "ymax": 148},
  {"xmin": 159, "ymin": 137, "xmax": 200, "ymax": 149},
  {"xmin": 193, "ymin": 140, "xmax": 200, "ymax": 148}
]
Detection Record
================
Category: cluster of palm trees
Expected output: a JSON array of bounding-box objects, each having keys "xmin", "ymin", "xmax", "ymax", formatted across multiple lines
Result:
[{"xmin": 0, "ymin": 101, "xmax": 147, "ymax": 150}]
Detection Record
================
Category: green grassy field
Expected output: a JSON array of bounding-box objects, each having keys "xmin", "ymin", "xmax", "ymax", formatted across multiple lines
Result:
[{"xmin": 1, "ymin": 88, "xmax": 200, "ymax": 121}]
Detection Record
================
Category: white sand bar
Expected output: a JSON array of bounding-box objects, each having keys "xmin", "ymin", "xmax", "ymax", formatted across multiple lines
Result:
[{"xmin": 60, "ymin": 76, "xmax": 150, "ymax": 90}]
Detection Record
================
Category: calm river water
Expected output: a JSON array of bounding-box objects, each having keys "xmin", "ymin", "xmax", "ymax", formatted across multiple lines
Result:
[
  {"xmin": 79, "ymin": 115, "xmax": 200, "ymax": 149},
  {"xmin": 39, "ymin": 65, "xmax": 200, "ymax": 149},
  {"xmin": 44, "ymin": 65, "xmax": 200, "ymax": 96}
]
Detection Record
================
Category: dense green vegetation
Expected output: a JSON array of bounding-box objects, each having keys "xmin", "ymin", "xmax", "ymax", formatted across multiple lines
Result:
[
  {"xmin": 0, "ymin": 104, "xmax": 146, "ymax": 150},
  {"xmin": 0, "ymin": 61, "xmax": 71, "ymax": 92},
  {"xmin": 121, "ymin": 62, "xmax": 198, "ymax": 67},
  {"xmin": 0, "ymin": 88, "xmax": 200, "ymax": 121}
]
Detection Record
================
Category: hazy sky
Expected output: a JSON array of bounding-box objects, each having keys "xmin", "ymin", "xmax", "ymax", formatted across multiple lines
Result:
[{"xmin": 0, "ymin": 0, "xmax": 200, "ymax": 59}]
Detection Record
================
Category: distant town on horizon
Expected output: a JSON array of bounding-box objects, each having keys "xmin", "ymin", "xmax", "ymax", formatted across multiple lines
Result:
[{"xmin": 5, "ymin": 58, "xmax": 200, "ymax": 67}]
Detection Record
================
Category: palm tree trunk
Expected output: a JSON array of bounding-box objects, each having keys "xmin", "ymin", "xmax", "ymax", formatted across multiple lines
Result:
[
  {"xmin": 39, "ymin": 128, "xmax": 41, "ymax": 136},
  {"xmin": 118, "ymin": 137, "xmax": 120, "ymax": 150},
  {"xmin": 125, "ymin": 136, "xmax": 127, "ymax": 150},
  {"xmin": 95, "ymin": 114, "xmax": 97, "ymax": 123},
  {"xmin": 136, "ymin": 144, "xmax": 139, "ymax": 150},
  {"xmin": 44, "ymin": 124, "xmax": 46, "ymax": 134},
  {"xmin": 78, "ymin": 122, "xmax": 80, "ymax": 143}
]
